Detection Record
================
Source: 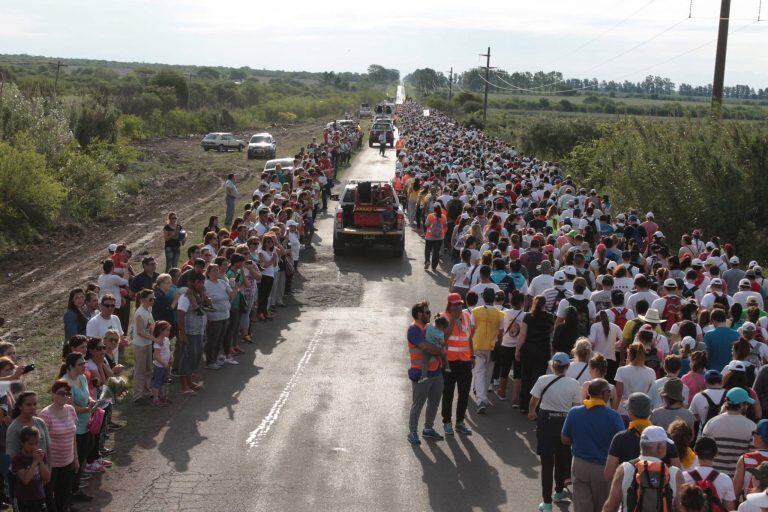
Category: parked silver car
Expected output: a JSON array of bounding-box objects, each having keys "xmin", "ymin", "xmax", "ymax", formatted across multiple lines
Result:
[
  {"xmin": 201, "ymin": 132, "xmax": 245, "ymax": 152},
  {"xmin": 247, "ymin": 132, "xmax": 277, "ymax": 160}
]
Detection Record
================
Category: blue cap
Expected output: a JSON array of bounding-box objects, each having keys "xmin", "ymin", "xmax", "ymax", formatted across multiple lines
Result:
[
  {"xmin": 726, "ymin": 387, "xmax": 756, "ymax": 405},
  {"xmin": 756, "ymin": 420, "xmax": 768, "ymax": 444},
  {"xmin": 704, "ymin": 369, "xmax": 723, "ymax": 382},
  {"xmin": 552, "ymin": 352, "xmax": 571, "ymax": 366}
]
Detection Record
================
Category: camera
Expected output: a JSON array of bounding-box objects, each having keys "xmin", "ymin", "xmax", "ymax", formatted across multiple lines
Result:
[{"xmin": 23, "ymin": 364, "xmax": 35, "ymax": 374}]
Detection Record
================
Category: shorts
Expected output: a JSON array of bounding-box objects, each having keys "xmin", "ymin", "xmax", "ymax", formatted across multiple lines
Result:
[
  {"xmin": 498, "ymin": 345, "xmax": 521, "ymax": 379},
  {"xmin": 152, "ymin": 365, "xmax": 167, "ymax": 389}
]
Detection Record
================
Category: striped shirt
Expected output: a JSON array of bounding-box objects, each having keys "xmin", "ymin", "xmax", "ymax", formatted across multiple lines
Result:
[
  {"xmin": 542, "ymin": 286, "xmax": 572, "ymax": 313},
  {"xmin": 39, "ymin": 405, "xmax": 77, "ymax": 468},
  {"xmin": 702, "ymin": 412, "xmax": 755, "ymax": 476}
]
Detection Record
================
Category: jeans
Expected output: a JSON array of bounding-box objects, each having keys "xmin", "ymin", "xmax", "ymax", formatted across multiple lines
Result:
[
  {"xmin": 164, "ymin": 245, "xmax": 180, "ymax": 272},
  {"xmin": 442, "ymin": 360, "xmax": 473, "ymax": 424},
  {"xmin": 424, "ymin": 239, "xmax": 442, "ymax": 270},
  {"xmin": 73, "ymin": 432, "xmax": 91, "ymax": 493},
  {"xmin": 409, "ymin": 374, "xmax": 444, "ymax": 433},
  {"xmin": 520, "ymin": 344, "xmax": 550, "ymax": 412},
  {"xmin": 225, "ymin": 195, "xmax": 236, "ymax": 227},
  {"xmin": 51, "ymin": 462, "xmax": 75, "ymax": 512},
  {"xmin": 205, "ymin": 319, "xmax": 228, "ymax": 363},
  {"xmin": 257, "ymin": 275, "xmax": 274, "ymax": 314}
]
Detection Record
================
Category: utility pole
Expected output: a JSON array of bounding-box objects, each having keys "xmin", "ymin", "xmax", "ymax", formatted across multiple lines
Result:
[
  {"xmin": 187, "ymin": 73, "xmax": 192, "ymax": 109},
  {"xmin": 53, "ymin": 60, "xmax": 68, "ymax": 96},
  {"xmin": 448, "ymin": 67, "xmax": 453, "ymax": 104},
  {"xmin": 480, "ymin": 47, "xmax": 492, "ymax": 122},
  {"xmin": 711, "ymin": 0, "xmax": 731, "ymax": 111}
]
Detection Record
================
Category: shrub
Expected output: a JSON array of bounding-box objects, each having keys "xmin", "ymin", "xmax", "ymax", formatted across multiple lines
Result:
[
  {"xmin": 118, "ymin": 114, "xmax": 146, "ymax": 141},
  {"xmin": 58, "ymin": 151, "xmax": 117, "ymax": 220},
  {"xmin": 0, "ymin": 136, "xmax": 65, "ymax": 239},
  {"xmin": 68, "ymin": 96, "xmax": 120, "ymax": 147}
]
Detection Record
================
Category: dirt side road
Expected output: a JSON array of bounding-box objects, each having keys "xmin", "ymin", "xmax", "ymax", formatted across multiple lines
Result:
[{"xmin": 0, "ymin": 122, "xmax": 321, "ymax": 392}]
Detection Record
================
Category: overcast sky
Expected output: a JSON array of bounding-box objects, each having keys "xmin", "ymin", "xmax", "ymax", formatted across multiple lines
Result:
[{"xmin": 1, "ymin": 0, "xmax": 766, "ymax": 87}]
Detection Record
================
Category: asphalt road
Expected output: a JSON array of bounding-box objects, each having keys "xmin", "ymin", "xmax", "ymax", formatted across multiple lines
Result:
[{"xmin": 97, "ymin": 140, "xmax": 551, "ymax": 512}]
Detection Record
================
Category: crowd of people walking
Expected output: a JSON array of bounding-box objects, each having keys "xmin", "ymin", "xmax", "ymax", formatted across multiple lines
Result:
[{"xmin": 401, "ymin": 101, "xmax": 768, "ymax": 512}]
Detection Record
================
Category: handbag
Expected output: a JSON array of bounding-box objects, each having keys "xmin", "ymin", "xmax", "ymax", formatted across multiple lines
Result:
[{"xmin": 88, "ymin": 407, "xmax": 105, "ymax": 435}]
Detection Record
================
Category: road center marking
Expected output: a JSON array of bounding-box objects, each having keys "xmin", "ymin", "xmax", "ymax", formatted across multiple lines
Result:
[{"xmin": 246, "ymin": 317, "xmax": 330, "ymax": 450}]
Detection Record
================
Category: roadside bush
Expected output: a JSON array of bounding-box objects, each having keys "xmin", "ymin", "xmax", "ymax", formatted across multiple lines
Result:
[
  {"xmin": 518, "ymin": 116, "xmax": 603, "ymax": 160},
  {"xmin": 118, "ymin": 114, "xmax": 146, "ymax": 141},
  {"xmin": 58, "ymin": 151, "xmax": 117, "ymax": 220},
  {"xmin": 68, "ymin": 96, "xmax": 120, "ymax": 147},
  {"xmin": 565, "ymin": 118, "xmax": 768, "ymax": 261},
  {"xmin": 0, "ymin": 137, "xmax": 65, "ymax": 239}
]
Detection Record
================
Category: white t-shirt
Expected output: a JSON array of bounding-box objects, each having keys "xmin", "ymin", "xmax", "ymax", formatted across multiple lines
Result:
[
  {"xmin": 682, "ymin": 466, "xmax": 736, "ymax": 502},
  {"xmin": 259, "ymin": 249, "xmax": 278, "ymax": 277},
  {"xmin": 615, "ymin": 364, "xmax": 656, "ymax": 414},
  {"xmin": 613, "ymin": 276, "xmax": 635, "ymax": 295},
  {"xmin": 153, "ymin": 337, "xmax": 172, "ymax": 367},
  {"xmin": 565, "ymin": 361, "xmax": 591, "ymax": 385},
  {"xmin": 132, "ymin": 305, "xmax": 154, "ymax": 348},
  {"xmin": 689, "ymin": 388, "xmax": 727, "ymax": 421},
  {"xmin": 529, "ymin": 273, "xmax": 554, "ymax": 297},
  {"xmin": 626, "ymin": 290, "xmax": 661, "ymax": 314},
  {"xmin": 470, "ymin": 282, "xmax": 500, "ymax": 307},
  {"xmin": 501, "ymin": 309, "xmax": 526, "ymax": 348},
  {"xmin": 588, "ymin": 322, "xmax": 622, "ymax": 360},
  {"xmin": 701, "ymin": 292, "xmax": 734, "ymax": 310},
  {"xmin": 97, "ymin": 273, "xmax": 129, "ymax": 308},
  {"xmin": 204, "ymin": 278, "xmax": 232, "ymax": 322},
  {"xmin": 85, "ymin": 314, "xmax": 123, "ymax": 339},
  {"xmin": 451, "ymin": 262, "xmax": 471, "ymax": 290},
  {"xmin": 734, "ymin": 291, "xmax": 764, "ymax": 309},
  {"xmin": 555, "ymin": 294, "xmax": 597, "ymax": 320},
  {"xmin": 530, "ymin": 374, "xmax": 581, "ymax": 412}
]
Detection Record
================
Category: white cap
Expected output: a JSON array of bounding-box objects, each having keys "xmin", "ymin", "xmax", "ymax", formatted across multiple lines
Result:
[
  {"xmin": 710, "ymin": 278, "xmax": 723, "ymax": 287},
  {"xmin": 554, "ymin": 271, "xmax": 567, "ymax": 282},
  {"xmin": 740, "ymin": 278, "xmax": 751, "ymax": 288},
  {"xmin": 682, "ymin": 336, "xmax": 696, "ymax": 350},
  {"xmin": 749, "ymin": 260, "xmax": 759, "ymax": 269},
  {"xmin": 741, "ymin": 322, "xmax": 757, "ymax": 332},
  {"xmin": 607, "ymin": 261, "xmax": 618, "ymax": 270},
  {"xmin": 730, "ymin": 256, "xmax": 740, "ymax": 264},
  {"xmin": 706, "ymin": 241, "xmax": 716, "ymax": 250},
  {"xmin": 640, "ymin": 425, "xmax": 668, "ymax": 444},
  {"xmin": 286, "ymin": 220, "xmax": 299, "ymax": 227},
  {"xmin": 705, "ymin": 257, "xmax": 719, "ymax": 267},
  {"xmin": 663, "ymin": 278, "xmax": 677, "ymax": 288},
  {"xmin": 107, "ymin": 243, "xmax": 117, "ymax": 253},
  {"xmin": 646, "ymin": 212, "xmax": 654, "ymax": 219},
  {"xmin": 654, "ymin": 231, "xmax": 664, "ymax": 238},
  {"xmin": 461, "ymin": 213, "xmax": 470, "ymax": 220},
  {"xmin": 563, "ymin": 265, "xmax": 577, "ymax": 277},
  {"xmin": 727, "ymin": 360, "xmax": 747, "ymax": 373},
  {"xmin": 691, "ymin": 258, "xmax": 704, "ymax": 267}
]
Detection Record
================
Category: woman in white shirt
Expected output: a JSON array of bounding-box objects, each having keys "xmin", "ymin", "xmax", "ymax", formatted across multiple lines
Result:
[
  {"xmin": 614, "ymin": 342, "xmax": 657, "ymax": 417},
  {"xmin": 588, "ymin": 310, "xmax": 622, "ymax": 381},
  {"xmin": 565, "ymin": 338, "xmax": 593, "ymax": 385},
  {"xmin": 97, "ymin": 259, "xmax": 128, "ymax": 309},
  {"xmin": 497, "ymin": 293, "xmax": 526, "ymax": 403},
  {"xmin": 256, "ymin": 235, "xmax": 279, "ymax": 321}
]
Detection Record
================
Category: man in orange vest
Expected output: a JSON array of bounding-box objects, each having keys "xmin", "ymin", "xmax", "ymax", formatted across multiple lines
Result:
[
  {"xmin": 440, "ymin": 293, "xmax": 474, "ymax": 436},
  {"xmin": 407, "ymin": 300, "xmax": 446, "ymax": 445},
  {"xmin": 395, "ymin": 137, "xmax": 405, "ymax": 157}
]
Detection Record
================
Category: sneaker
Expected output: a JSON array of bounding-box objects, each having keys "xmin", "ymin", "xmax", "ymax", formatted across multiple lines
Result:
[
  {"xmin": 85, "ymin": 462, "xmax": 105, "ymax": 473},
  {"xmin": 97, "ymin": 458, "xmax": 113, "ymax": 468},
  {"xmin": 455, "ymin": 422, "xmax": 473, "ymax": 435},
  {"xmin": 443, "ymin": 423, "xmax": 454, "ymax": 436},
  {"xmin": 407, "ymin": 431, "xmax": 421, "ymax": 445},
  {"xmin": 72, "ymin": 491, "xmax": 93, "ymax": 502},
  {"xmin": 477, "ymin": 403, "xmax": 487, "ymax": 415},
  {"xmin": 553, "ymin": 489, "xmax": 571, "ymax": 502},
  {"xmin": 205, "ymin": 363, "xmax": 221, "ymax": 370},
  {"xmin": 421, "ymin": 428, "xmax": 444, "ymax": 441},
  {"xmin": 423, "ymin": 262, "xmax": 429, "ymax": 270},
  {"xmin": 217, "ymin": 355, "xmax": 226, "ymax": 363},
  {"xmin": 223, "ymin": 357, "xmax": 239, "ymax": 365},
  {"xmin": 538, "ymin": 503, "xmax": 553, "ymax": 512}
]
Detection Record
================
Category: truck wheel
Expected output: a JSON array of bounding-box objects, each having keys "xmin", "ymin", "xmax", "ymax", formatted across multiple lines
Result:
[
  {"xmin": 217, "ymin": 145, "xmax": 224, "ymax": 152},
  {"xmin": 393, "ymin": 238, "xmax": 405, "ymax": 257},
  {"xmin": 204, "ymin": 147, "xmax": 210, "ymax": 152}
]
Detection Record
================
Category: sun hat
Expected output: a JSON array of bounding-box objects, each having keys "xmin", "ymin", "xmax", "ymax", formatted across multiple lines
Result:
[
  {"xmin": 638, "ymin": 309, "xmax": 664, "ymax": 324},
  {"xmin": 537, "ymin": 260, "xmax": 553, "ymax": 273},
  {"xmin": 551, "ymin": 352, "xmax": 571, "ymax": 366},
  {"xmin": 660, "ymin": 378, "xmax": 686, "ymax": 403},
  {"xmin": 640, "ymin": 425, "xmax": 668, "ymax": 444},
  {"xmin": 627, "ymin": 392, "xmax": 651, "ymax": 419},
  {"xmin": 726, "ymin": 387, "xmax": 755, "ymax": 405},
  {"xmin": 447, "ymin": 293, "xmax": 463, "ymax": 305}
]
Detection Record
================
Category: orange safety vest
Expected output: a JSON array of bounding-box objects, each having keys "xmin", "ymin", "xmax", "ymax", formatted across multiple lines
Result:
[
  {"xmin": 408, "ymin": 321, "xmax": 440, "ymax": 372},
  {"xmin": 395, "ymin": 139, "xmax": 405, "ymax": 150},
  {"xmin": 444, "ymin": 310, "xmax": 472, "ymax": 362},
  {"xmin": 425, "ymin": 213, "xmax": 448, "ymax": 240},
  {"xmin": 393, "ymin": 176, "xmax": 404, "ymax": 192}
]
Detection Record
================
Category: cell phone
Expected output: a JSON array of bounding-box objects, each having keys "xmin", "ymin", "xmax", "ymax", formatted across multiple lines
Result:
[{"xmin": 22, "ymin": 364, "xmax": 35, "ymax": 374}]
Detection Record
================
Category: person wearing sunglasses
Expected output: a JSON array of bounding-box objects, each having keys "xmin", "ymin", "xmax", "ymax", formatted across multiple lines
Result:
[
  {"xmin": 40, "ymin": 380, "xmax": 78, "ymax": 512},
  {"xmin": 85, "ymin": 294, "xmax": 127, "ymax": 364},
  {"xmin": 60, "ymin": 353, "xmax": 96, "ymax": 503}
]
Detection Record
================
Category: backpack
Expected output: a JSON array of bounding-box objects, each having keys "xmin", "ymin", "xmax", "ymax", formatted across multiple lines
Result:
[
  {"xmin": 645, "ymin": 348, "xmax": 664, "ymax": 377},
  {"xmin": 625, "ymin": 459, "xmax": 674, "ymax": 512},
  {"xmin": 712, "ymin": 293, "xmax": 729, "ymax": 310},
  {"xmin": 688, "ymin": 470, "xmax": 725, "ymax": 512},
  {"xmin": 610, "ymin": 307, "xmax": 630, "ymax": 330},
  {"xmin": 747, "ymin": 341, "xmax": 763, "ymax": 370},
  {"xmin": 701, "ymin": 390, "xmax": 727, "ymax": 427},
  {"xmin": 550, "ymin": 288, "xmax": 569, "ymax": 314},
  {"xmin": 661, "ymin": 296, "xmax": 682, "ymax": 332},
  {"xmin": 524, "ymin": 250, "xmax": 544, "ymax": 280},
  {"xmin": 567, "ymin": 297, "xmax": 591, "ymax": 337},
  {"xmin": 510, "ymin": 272, "xmax": 526, "ymax": 292},
  {"xmin": 681, "ymin": 285, "xmax": 698, "ymax": 300}
]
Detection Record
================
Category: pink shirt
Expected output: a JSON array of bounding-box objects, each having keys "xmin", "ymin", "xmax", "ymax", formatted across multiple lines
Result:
[
  {"xmin": 39, "ymin": 405, "xmax": 77, "ymax": 468},
  {"xmin": 681, "ymin": 372, "xmax": 706, "ymax": 400}
]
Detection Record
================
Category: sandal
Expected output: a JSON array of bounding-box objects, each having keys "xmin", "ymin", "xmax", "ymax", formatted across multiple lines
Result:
[
  {"xmin": 181, "ymin": 390, "xmax": 197, "ymax": 396},
  {"xmin": 242, "ymin": 334, "xmax": 253, "ymax": 343}
]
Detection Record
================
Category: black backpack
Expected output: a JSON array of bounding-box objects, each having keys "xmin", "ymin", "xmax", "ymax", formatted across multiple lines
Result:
[
  {"xmin": 550, "ymin": 288, "xmax": 568, "ymax": 314},
  {"xmin": 702, "ymin": 390, "xmax": 727, "ymax": 427},
  {"xmin": 682, "ymin": 285, "xmax": 699, "ymax": 300},
  {"xmin": 567, "ymin": 297, "xmax": 591, "ymax": 337}
]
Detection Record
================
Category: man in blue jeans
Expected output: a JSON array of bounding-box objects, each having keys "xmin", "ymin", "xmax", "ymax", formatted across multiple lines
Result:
[{"xmin": 407, "ymin": 301, "xmax": 446, "ymax": 445}]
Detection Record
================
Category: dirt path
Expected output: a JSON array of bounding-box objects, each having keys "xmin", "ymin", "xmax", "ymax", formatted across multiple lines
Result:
[{"xmin": 0, "ymin": 122, "xmax": 321, "ymax": 391}]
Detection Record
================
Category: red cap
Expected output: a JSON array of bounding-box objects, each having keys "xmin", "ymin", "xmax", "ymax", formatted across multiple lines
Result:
[
  {"xmin": 544, "ymin": 244, "xmax": 555, "ymax": 253},
  {"xmin": 509, "ymin": 249, "xmax": 520, "ymax": 260},
  {"xmin": 447, "ymin": 293, "xmax": 463, "ymax": 305},
  {"xmin": 596, "ymin": 243, "xmax": 607, "ymax": 252}
]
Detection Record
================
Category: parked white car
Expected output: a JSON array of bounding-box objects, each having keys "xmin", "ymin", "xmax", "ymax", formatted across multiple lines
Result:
[{"xmin": 201, "ymin": 132, "xmax": 245, "ymax": 152}]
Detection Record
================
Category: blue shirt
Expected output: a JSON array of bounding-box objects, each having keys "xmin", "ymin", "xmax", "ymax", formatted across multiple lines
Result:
[
  {"xmin": 704, "ymin": 326, "xmax": 739, "ymax": 370},
  {"xmin": 562, "ymin": 405, "xmax": 624, "ymax": 465}
]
